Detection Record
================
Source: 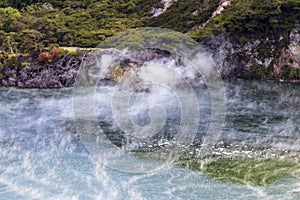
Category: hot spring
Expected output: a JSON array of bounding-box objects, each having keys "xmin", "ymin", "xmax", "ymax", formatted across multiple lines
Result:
[{"xmin": 0, "ymin": 79, "xmax": 299, "ymax": 199}]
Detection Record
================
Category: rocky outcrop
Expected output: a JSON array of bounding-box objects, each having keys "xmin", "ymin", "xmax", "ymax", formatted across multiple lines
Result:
[
  {"xmin": 77, "ymin": 48, "xmax": 177, "ymax": 91},
  {"xmin": 195, "ymin": 0, "xmax": 231, "ymax": 29},
  {"xmin": 0, "ymin": 48, "xmax": 174, "ymax": 89},
  {"xmin": 151, "ymin": 0, "xmax": 178, "ymax": 17},
  {"xmin": 203, "ymin": 28, "xmax": 300, "ymax": 81},
  {"xmin": 0, "ymin": 53, "xmax": 83, "ymax": 88},
  {"xmin": 0, "ymin": 27, "xmax": 299, "ymax": 89}
]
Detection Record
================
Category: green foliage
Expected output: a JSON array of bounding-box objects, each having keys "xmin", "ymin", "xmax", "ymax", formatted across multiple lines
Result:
[
  {"xmin": 6, "ymin": 55, "xmax": 17, "ymax": 68},
  {"xmin": 280, "ymin": 64, "xmax": 300, "ymax": 80},
  {"xmin": 236, "ymin": 64, "xmax": 283, "ymax": 80},
  {"xmin": 146, "ymin": 0, "xmax": 219, "ymax": 33},
  {"xmin": 239, "ymin": 36, "xmax": 248, "ymax": 45},
  {"xmin": 18, "ymin": 29, "xmax": 44, "ymax": 51},
  {"xmin": 188, "ymin": 22, "xmax": 221, "ymax": 41},
  {"xmin": 249, "ymin": 65, "xmax": 267, "ymax": 79},
  {"xmin": 189, "ymin": 0, "xmax": 300, "ymax": 41},
  {"xmin": 0, "ymin": 0, "xmax": 94, "ymax": 9},
  {"xmin": 0, "ymin": 0, "xmax": 299, "ymax": 71},
  {"xmin": 21, "ymin": 62, "xmax": 29, "ymax": 67},
  {"xmin": 0, "ymin": 7, "xmax": 21, "ymax": 32},
  {"xmin": 2, "ymin": 33, "xmax": 18, "ymax": 54},
  {"xmin": 257, "ymin": 46, "xmax": 270, "ymax": 58},
  {"xmin": 0, "ymin": 0, "xmax": 148, "ymax": 53}
]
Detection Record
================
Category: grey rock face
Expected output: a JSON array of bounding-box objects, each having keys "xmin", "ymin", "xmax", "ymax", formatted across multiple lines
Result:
[
  {"xmin": 0, "ymin": 54, "xmax": 82, "ymax": 88},
  {"xmin": 203, "ymin": 28, "xmax": 300, "ymax": 80}
]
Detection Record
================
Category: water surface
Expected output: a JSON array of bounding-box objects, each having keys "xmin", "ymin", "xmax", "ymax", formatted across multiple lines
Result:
[{"xmin": 0, "ymin": 81, "xmax": 299, "ymax": 199}]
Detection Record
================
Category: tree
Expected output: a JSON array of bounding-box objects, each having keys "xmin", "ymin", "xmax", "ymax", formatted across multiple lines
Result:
[
  {"xmin": 3, "ymin": 33, "xmax": 18, "ymax": 54},
  {"xmin": 17, "ymin": 29, "xmax": 44, "ymax": 52},
  {"xmin": 0, "ymin": 7, "xmax": 21, "ymax": 32}
]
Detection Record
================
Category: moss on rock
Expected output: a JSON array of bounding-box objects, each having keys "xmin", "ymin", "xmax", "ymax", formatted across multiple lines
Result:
[{"xmin": 202, "ymin": 157, "xmax": 300, "ymax": 185}]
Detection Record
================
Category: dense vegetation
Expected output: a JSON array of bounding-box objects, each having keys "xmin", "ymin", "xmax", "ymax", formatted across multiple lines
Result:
[
  {"xmin": 146, "ymin": 0, "xmax": 220, "ymax": 32},
  {"xmin": 0, "ymin": 0, "xmax": 299, "ymax": 80},
  {"xmin": 0, "ymin": 0, "xmax": 152, "ymax": 53},
  {"xmin": 1, "ymin": 0, "xmax": 299, "ymax": 53},
  {"xmin": 189, "ymin": 0, "xmax": 300, "ymax": 41}
]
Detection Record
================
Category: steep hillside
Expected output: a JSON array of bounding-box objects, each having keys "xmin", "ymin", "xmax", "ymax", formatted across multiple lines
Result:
[{"xmin": 0, "ymin": 0, "xmax": 300, "ymax": 82}]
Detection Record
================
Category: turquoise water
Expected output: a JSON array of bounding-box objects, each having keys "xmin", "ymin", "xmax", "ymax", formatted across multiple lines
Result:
[{"xmin": 0, "ymin": 81, "xmax": 299, "ymax": 199}]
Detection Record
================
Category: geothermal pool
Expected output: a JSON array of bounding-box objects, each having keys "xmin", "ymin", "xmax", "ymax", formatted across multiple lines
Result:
[{"xmin": 0, "ymin": 81, "xmax": 299, "ymax": 199}]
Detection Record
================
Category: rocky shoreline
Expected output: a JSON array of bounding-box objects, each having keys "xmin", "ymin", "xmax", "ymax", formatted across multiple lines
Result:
[
  {"xmin": 0, "ymin": 27, "xmax": 300, "ymax": 89},
  {"xmin": 0, "ymin": 48, "xmax": 186, "ymax": 89},
  {"xmin": 0, "ymin": 53, "xmax": 82, "ymax": 88}
]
